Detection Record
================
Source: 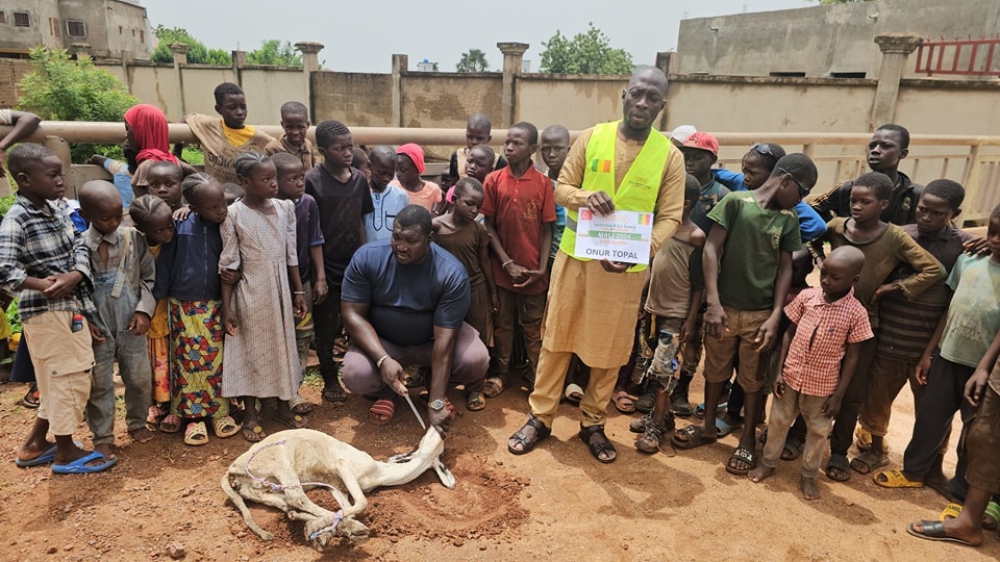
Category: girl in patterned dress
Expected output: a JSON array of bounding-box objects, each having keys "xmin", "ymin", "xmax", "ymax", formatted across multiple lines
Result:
[
  {"xmin": 220, "ymin": 153, "xmax": 308, "ymax": 442},
  {"xmin": 152, "ymin": 174, "xmax": 240, "ymax": 445}
]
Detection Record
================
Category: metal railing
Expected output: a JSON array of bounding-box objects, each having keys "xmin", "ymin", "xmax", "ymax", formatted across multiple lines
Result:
[
  {"xmin": 4, "ymin": 122, "xmax": 1000, "ymax": 224},
  {"xmin": 915, "ymin": 38, "xmax": 1000, "ymax": 77}
]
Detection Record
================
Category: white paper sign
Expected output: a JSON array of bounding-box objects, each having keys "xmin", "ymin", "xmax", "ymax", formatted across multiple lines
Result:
[{"xmin": 574, "ymin": 209, "xmax": 653, "ymax": 264}]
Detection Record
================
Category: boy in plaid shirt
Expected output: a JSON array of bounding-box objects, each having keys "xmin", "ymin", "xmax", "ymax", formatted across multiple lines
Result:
[
  {"xmin": 3, "ymin": 144, "xmax": 117, "ymax": 474},
  {"xmin": 749, "ymin": 246, "xmax": 873, "ymax": 500}
]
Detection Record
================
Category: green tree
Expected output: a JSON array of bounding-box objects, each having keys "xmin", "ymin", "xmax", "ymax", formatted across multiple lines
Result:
[
  {"xmin": 150, "ymin": 25, "xmax": 231, "ymax": 65},
  {"xmin": 247, "ymin": 40, "xmax": 302, "ymax": 67},
  {"xmin": 17, "ymin": 48, "xmax": 139, "ymax": 162},
  {"xmin": 539, "ymin": 23, "xmax": 634, "ymax": 75},
  {"xmin": 456, "ymin": 49, "xmax": 489, "ymax": 72}
]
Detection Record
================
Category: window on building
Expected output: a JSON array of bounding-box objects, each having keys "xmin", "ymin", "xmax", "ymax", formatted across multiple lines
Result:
[
  {"xmin": 13, "ymin": 12, "xmax": 30, "ymax": 27},
  {"xmin": 140, "ymin": 30, "xmax": 145, "ymax": 43},
  {"xmin": 67, "ymin": 20, "xmax": 86, "ymax": 37},
  {"xmin": 769, "ymin": 71, "xmax": 806, "ymax": 78},
  {"xmin": 49, "ymin": 18, "xmax": 60, "ymax": 38},
  {"xmin": 132, "ymin": 29, "xmax": 136, "ymax": 37},
  {"xmin": 119, "ymin": 25, "xmax": 123, "ymax": 34},
  {"xmin": 831, "ymin": 72, "xmax": 867, "ymax": 79},
  {"xmin": 0, "ymin": 12, "xmax": 7, "ymax": 24}
]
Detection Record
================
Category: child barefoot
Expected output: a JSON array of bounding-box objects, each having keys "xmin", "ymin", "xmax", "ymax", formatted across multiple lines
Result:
[
  {"xmin": 221, "ymin": 153, "xmax": 309, "ymax": 442},
  {"xmin": 432, "ymin": 177, "xmax": 497, "ymax": 411},
  {"xmin": 749, "ymin": 246, "xmax": 872, "ymax": 500},
  {"xmin": 153, "ymin": 174, "xmax": 239, "ymax": 445},
  {"xmin": 129, "ymin": 195, "xmax": 176, "ymax": 430}
]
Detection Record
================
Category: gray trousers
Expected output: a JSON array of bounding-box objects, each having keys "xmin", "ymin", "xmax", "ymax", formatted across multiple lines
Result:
[{"xmin": 87, "ymin": 269, "xmax": 152, "ymax": 444}]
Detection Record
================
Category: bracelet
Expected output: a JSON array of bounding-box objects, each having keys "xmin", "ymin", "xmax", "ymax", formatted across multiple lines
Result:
[
  {"xmin": 375, "ymin": 354, "xmax": 390, "ymax": 369},
  {"xmin": 502, "ymin": 259, "xmax": 514, "ymax": 269},
  {"xmin": 293, "ymin": 291, "xmax": 306, "ymax": 295}
]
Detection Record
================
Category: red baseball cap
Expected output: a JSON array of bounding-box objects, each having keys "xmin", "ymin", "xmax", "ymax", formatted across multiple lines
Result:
[{"xmin": 682, "ymin": 132, "xmax": 719, "ymax": 156}]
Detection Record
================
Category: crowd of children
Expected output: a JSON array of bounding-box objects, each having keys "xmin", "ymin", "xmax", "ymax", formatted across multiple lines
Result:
[{"xmin": 2, "ymin": 80, "xmax": 999, "ymax": 548}]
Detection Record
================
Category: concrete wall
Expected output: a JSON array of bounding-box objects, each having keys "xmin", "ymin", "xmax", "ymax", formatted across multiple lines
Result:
[
  {"xmin": 894, "ymin": 81, "xmax": 1000, "ymax": 136},
  {"xmin": 311, "ymin": 71, "xmax": 392, "ymax": 126},
  {"xmin": 665, "ymin": 76, "xmax": 877, "ymax": 135},
  {"xmin": 0, "ymin": 1, "xmax": 62, "ymax": 54},
  {"xmin": 516, "ymin": 74, "xmax": 627, "ymax": 131},
  {"xmin": 677, "ymin": 0, "xmax": 1000, "ymax": 79},
  {"xmin": 236, "ymin": 67, "xmax": 307, "ymax": 125},
  {"xmin": 0, "ymin": 58, "xmax": 32, "ymax": 107},
  {"xmin": 400, "ymin": 73, "xmax": 502, "ymax": 129}
]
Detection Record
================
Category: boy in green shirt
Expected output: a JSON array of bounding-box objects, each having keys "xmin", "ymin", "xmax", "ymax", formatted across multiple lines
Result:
[{"xmin": 673, "ymin": 154, "xmax": 817, "ymax": 478}]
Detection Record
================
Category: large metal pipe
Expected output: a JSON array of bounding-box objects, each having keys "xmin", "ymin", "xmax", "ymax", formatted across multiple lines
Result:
[{"xmin": 4, "ymin": 122, "xmax": 1000, "ymax": 148}]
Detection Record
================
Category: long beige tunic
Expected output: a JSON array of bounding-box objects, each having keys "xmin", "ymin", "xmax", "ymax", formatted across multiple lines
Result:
[
  {"xmin": 219, "ymin": 199, "xmax": 302, "ymax": 400},
  {"xmin": 541, "ymin": 127, "xmax": 686, "ymax": 369}
]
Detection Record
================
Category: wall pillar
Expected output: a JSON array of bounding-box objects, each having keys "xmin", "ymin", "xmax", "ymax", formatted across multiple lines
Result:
[
  {"xmin": 655, "ymin": 51, "xmax": 676, "ymax": 131},
  {"xmin": 169, "ymin": 43, "xmax": 190, "ymax": 121},
  {"xmin": 497, "ymin": 42, "xmax": 529, "ymax": 128},
  {"xmin": 391, "ymin": 54, "xmax": 408, "ymax": 128},
  {"xmin": 870, "ymin": 33, "xmax": 922, "ymax": 130},
  {"xmin": 232, "ymin": 50, "xmax": 247, "ymax": 88},
  {"xmin": 295, "ymin": 42, "xmax": 324, "ymax": 122}
]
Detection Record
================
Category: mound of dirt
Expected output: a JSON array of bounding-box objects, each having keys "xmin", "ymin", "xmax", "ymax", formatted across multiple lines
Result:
[{"xmin": 366, "ymin": 456, "xmax": 529, "ymax": 542}]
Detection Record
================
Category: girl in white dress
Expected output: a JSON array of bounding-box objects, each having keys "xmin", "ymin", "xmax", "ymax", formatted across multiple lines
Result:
[{"xmin": 220, "ymin": 153, "xmax": 308, "ymax": 442}]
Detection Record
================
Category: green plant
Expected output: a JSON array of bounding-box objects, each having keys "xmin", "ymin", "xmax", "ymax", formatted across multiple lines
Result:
[
  {"xmin": 456, "ymin": 49, "xmax": 489, "ymax": 73},
  {"xmin": 7, "ymin": 298, "xmax": 21, "ymax": 335},
  {"xmin": 181, "ymin": 146, "xmax": 204, "ymax": 166},
  {"xmin": 247, "ymin": 40, "xmax": 301, "ymax": 67},
  {"xmin": 0, "ymin": 194, "xmax": 15, "ymax": 217},
  {"xmin": 539, "ymin": 23, "xmax": 634, "ymax": 75},
  {"xmin": 16, "ymin": 48, "xmax": 139, "ymax": 163},
  {"xmin": 150, "ymin": 25, "xmax": 232, "ymax": 65}
]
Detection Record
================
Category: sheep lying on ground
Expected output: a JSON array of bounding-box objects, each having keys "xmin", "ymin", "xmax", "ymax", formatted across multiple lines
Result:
[{"xmin": 221, "ymin": 426, "xmax": 455, "ymax": 549}]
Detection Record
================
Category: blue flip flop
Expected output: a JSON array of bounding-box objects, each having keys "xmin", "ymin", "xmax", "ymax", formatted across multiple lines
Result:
[
  {"xmin": 52, "ymin": 451, "xmax": 118, "ymax": 475},
  {"xmin": 14, "ymin": 440, "xmax": 85, "ymax": 468},
  {"xmin": 15, "ymin": 444, "xmax": 57, "ymax": 468},
  {"xmin": 716, "ymin": 416, "xmax": 742, "ymax": 438}
]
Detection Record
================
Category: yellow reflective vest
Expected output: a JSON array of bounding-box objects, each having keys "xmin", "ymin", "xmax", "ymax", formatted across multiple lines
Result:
[{"xmin": 559, "ymin": 120, "xmax": 671, "ymax": 273}]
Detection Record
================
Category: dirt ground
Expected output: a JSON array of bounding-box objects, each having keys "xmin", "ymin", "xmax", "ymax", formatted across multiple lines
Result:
[{"xmin": 1, "ymin": 367, "xmax": 998, "ymax": 562}]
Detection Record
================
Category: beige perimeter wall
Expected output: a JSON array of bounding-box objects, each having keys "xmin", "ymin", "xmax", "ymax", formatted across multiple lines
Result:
[
  {"xmin": 516, "ymin": 75, "xmax": 628, "ymax": 131},
  {"xmin": 311, "ymin": 71, "xmax": 392, "ymax": 126},
  {"xmin": 400, "ymin": 74, "xmax": 502, "ymax": 130}
]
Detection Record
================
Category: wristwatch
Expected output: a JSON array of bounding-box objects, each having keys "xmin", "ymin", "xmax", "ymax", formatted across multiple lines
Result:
[{"xmin": 429, "ymin": 399, "xmax": 446, "ymax": 412}]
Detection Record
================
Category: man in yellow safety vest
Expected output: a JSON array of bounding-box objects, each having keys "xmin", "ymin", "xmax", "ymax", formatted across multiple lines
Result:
[{"xmin": 506, "ymin": 65, "xmax": 686, "ymax": 463}]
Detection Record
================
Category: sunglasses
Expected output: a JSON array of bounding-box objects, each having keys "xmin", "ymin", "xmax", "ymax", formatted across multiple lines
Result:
[
  {"xmin": 777, "ymin": 167, "xmax": 810, "ymax": 199},
  {"xmin": 751, "ymin": 143, "xmax": 777, "ymax": 162}
]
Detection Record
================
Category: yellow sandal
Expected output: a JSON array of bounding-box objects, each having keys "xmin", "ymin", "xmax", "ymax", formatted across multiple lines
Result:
[{"xmin": 873, "ymin": 469, "xmax": 924, "ymax": 489}]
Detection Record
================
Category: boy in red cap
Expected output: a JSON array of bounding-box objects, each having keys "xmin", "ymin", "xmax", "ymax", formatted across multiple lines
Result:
[
  {"xmin": 680, "ymin": 132, "xmax": 730, "ymax": 235},
  {"xmin": 392, "ymin": 143, "xmax": 442, "ymax": 212}
]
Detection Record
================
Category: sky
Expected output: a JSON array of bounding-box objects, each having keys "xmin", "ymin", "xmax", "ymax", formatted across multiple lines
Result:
[{"xmin": 138, "ymin": 0, "xmax": 814, "ymax": 73}]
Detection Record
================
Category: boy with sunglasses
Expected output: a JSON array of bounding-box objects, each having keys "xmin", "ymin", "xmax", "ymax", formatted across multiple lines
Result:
[
  {"xmin": 672, "ymin": 154, "xmax": 817, "ymax": 478},
  {"xmin": 714, "ymin": 142, "xmax": 827, "ymax": 243}
]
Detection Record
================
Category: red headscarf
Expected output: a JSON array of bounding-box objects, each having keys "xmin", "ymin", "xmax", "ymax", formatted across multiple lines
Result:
[
  {"xmin": 124, "ymin": 104, "xmax": 178, "ymax": 164},
  {"xmin": 396, "ymin": 143, "xmax": 426, "ymax": 174}
]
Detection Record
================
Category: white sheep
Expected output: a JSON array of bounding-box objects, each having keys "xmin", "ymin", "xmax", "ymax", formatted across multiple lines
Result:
[{"xmin": 221, "ymin": 426, "xmax": 455, "ymax": 549}]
